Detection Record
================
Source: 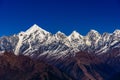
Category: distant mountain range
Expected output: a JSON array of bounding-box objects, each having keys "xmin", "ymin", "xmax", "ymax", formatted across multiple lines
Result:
[
  {"xmin": 0, "ymin": 24, "xmax": 120, "ymax": 80},
  {"xmin": 1, "ymin": 24, "xmax": 120, "ymax": 56}
]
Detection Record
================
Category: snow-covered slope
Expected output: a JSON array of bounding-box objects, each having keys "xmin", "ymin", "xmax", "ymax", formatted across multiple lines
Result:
[{"xmin": 1, "ymin": 24, "xmax": 120, "ymax": 58}]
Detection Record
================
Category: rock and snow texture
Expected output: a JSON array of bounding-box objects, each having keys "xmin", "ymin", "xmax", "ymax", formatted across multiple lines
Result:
[
  {"xmin": 14, "ymin": 32, "xmax": 24, "ymax": 55},
  {"xmin": 1, "ymin": 24, "xmax": 120, "ymax": 57}
]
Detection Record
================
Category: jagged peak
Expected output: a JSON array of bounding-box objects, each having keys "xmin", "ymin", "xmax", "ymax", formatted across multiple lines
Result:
[
  {"xmin": 113, "ymin": 29, "xmax": 120, "ymax": 37},
  {"xmin": 87, "ymin": 29, "xmax": 101, "ymax": 37},
  {"xmin": 113, "ymin": 29, "xmax": 120, "ymax": 34},
  {"xmin": 88, "ymin": 29, "xmax": 100, "ymax": 35},
  {"xmin": 25, "ymin": 24, "xmax": 49, "ymax": 34},
  {"xmin": 68, "ymin": 30, "xmax": 83, "ymax": 41},
  {"xmin": 69, "ymin": 30, "xmax": 80, "ymax": 36},
  {"xmin": 56, "ymin": 31, "xmax": 63, "ymax": 34},
  {"xmin": 55, "ymin": 31, "xmax": 67, "ymax": 39},
  {"xmin": 56, "ymin": 31, "xmax": 66, "ymax": 35},
  {"xmin": 57, "ymin": 31, "xmax": 62, "ymax": 33}
]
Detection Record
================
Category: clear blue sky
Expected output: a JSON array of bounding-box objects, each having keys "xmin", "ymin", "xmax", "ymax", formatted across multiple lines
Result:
[{"xmin": 0, "ymin": 0, "xmax": 120, "ymax": 36}]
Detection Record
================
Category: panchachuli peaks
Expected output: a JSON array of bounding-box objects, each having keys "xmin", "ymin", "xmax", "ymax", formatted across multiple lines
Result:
[
  {"xmin": 1, "ymin": 24, "xmax": 120, "ymax": 80},
  {"xmin": 1, "ymin": 24, "xmax": 120, "ymax": 56}
]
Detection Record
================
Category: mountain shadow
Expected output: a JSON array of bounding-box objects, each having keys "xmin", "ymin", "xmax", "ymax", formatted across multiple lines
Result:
[{"xmin": 0, "ymin": 52, "xmax": 73, "ymax": 80}]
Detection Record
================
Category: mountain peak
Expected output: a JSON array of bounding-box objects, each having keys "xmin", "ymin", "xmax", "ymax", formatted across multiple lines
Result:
[
  {"xmin": 55, "ymin": 31, "xmax": 67, "ymax": 39},
  {"xmin": 90, "ymin": 29, "xmax": 98, "ymax": 33},
  {"xmin": 32, "ymin": 24, "xmax": 40, "ymax": 28},
  {"xmin": 70, "ymin": 30, "xmax": 80, "ymax": 36},
  {"xmin": 56, "ymin": 31, "xmax": 63, "ymax": 34},
  {"xmin": 113, "ymin": 29, "xmax": 120, "ymax": 34},
  {"xmin": 25, "ymin": 24, "xmax": 49, "ymax": 34},
  {"xmin": 113, "ymin": 29, "xmax": 120, "ymax": 37},
  {"xmin": 86, "ymin": 29, "xmax": 101, "ymax": 41},
  {"xmin": 56, "ymin": 31, "xmax": 66, "ymax": 35},
  {"xmin": 68, "ymin": 31, "xmax": 83, "ymax": 41},
  {"xmin": 28, "ymin": 24, "xmax": 41, "ymax": 31},
  {"xmin": 87, "ymin": 29, "xmax": 101, "ymax": 36}
]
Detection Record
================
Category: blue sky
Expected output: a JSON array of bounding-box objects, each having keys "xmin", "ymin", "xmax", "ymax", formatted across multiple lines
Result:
[{"xmin": 0, "ymin": 0, "xmax": 120, "ymax": 36}]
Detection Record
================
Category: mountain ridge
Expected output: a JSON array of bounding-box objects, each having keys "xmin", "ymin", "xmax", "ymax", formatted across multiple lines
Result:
[
  {"xmin": 1, "ymin": 24, "xmax": 120, "ymax": 56},
  {"xmin": 1, "ymin": 24, "xmax": 120, "ymax": 80}
]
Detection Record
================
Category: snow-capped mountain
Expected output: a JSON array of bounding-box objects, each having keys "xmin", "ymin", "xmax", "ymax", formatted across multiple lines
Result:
[
  {"xmin": 1, "ymin": 24, "xmax": 120, "ymax": 80},
  {"xmin": 1, "ymin": 24, "xmax": 120, "ymax": 58}
]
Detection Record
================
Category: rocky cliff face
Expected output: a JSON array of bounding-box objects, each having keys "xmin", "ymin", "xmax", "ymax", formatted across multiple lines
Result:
[
  {"xmin": 0, "ymin": 51, "xmax": 119, "ymax": 80},
  {"xmin": 0, "ymin": 52, "xmax": 72, "ymax": 80}
]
